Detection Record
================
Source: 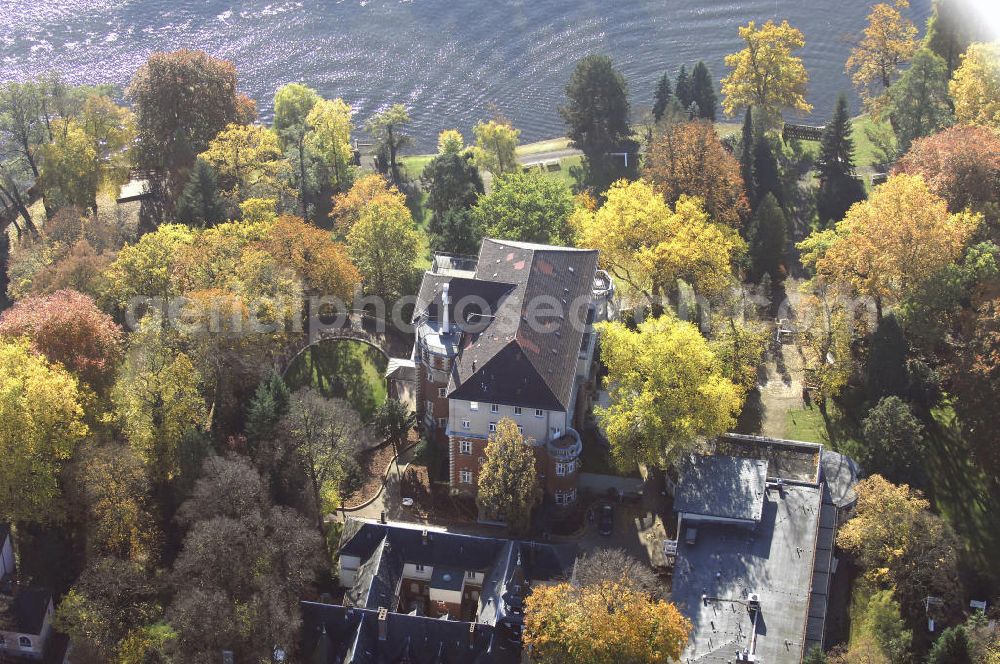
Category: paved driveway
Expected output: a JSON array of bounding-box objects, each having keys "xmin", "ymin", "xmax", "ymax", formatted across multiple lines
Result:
[{"xmin": 576, "ymin": 474, "xmax": 674, "ymax": 572}]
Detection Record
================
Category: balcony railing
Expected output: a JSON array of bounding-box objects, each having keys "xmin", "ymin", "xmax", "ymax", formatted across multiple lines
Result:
[{"xmin": 546, "ymin": 428, "xmax": 582, "ymax": 461}]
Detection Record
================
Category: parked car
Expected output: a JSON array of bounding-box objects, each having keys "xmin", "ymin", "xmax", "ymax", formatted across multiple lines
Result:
[{"xmin": 598, "ymin": 504, "xmax": 614, "ymax": 536}]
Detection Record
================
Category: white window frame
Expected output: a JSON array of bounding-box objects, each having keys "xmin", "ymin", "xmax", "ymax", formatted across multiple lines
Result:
[
  {"xmin": 462, "ymin": 419, "xmax": 471, "ymax": 430},
  {"xmin": 518, "ymin": 425, "xmax": 524, "ymax": 435},
  {"xmin": 514, "ymin": 406, "xmax": 522, "ymax": 415},
  {"xmin": 489, "ymin": 422, "xmax": 497, "ymax": 432},
  {"xmin": 460, "ymin": 469, "xmax": 473, "ymax": 484},
  {"xmin": 426, "ymin": 400, "xmax": 434, "ymax": 413},
  {"xmin": 436, "ymin": 417, "xmax": 447, "ymax": 429},
  {"xmin": 438, "ymin": 387, "xmax": 447, "ymax": 398},
  {"xmin": 555, "ymin": 492, "xmax": 565, "ymax": 505},
  {"xmin": 18, "ymin": 637, "xmax": 30, "ymax": 649},
  {"xmin": 556, "ymin": 462, "xmax": 566, "ymax": 476},
  {"xmin": 415, "ymin": 563, "xmax": 425, "ymax": 573},
  {"xmin": 551, "ymin": 426, "xmax": 562, "ymax": 437},
  {"xmin": 460, "ymin": 440, "xmax": 472, "ymax": 454},
  {"xmin": 470, "ymin": 401, "xmax": 479, "ymax": 411},
  {"xmin": 466, "ymin": 570, "xmax": 477, "ymax": 580},
  {"xmin": 534, "ymin": 409, "xmax": 544, "ymax": 418},
  {"xmin": 490, "ymin": 403, "xmax": 499, "ymax": 413}
]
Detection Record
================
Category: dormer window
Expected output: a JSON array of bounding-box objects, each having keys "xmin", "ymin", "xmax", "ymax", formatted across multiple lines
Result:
[{"xmin": 18, "ymin": 637, "xmax": 30, "ymax": 649}]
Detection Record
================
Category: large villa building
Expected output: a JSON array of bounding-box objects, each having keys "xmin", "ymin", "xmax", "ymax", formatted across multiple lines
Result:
[{"xmin": 405, "ymin": 238, "xmax": 615, "ymax": 507}]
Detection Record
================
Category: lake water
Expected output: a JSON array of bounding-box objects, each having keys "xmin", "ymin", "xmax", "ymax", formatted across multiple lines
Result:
[{"xmin": 0, "ymin": 0, "xmax": 932, "ymax": 149}]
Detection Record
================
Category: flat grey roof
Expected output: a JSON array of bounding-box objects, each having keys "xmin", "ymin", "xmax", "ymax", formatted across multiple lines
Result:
[
  {"xmin": 430, "ymin": 566, "xmax": 465, "ymax": 592},
  {"xmin": 671, "ymin": 483, "xmax": 824, "ymax": 664},
  {"xmin": 674, "ymin": 455, "xmax": 768, "ymax": 522}
]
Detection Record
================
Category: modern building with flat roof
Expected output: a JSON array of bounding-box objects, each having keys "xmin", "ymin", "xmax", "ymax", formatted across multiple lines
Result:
[{"xmin": 669, "ymin": 436, "xmax": 848, "ymax": 664}]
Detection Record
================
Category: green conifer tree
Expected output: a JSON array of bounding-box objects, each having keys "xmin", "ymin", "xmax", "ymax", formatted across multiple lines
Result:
[
  {"xmin": 753, "ymin": 134, "xmax": 781, "ymax": 207},
  {"xmin": 817, "ymin": 93, "xmax": 866, "ymax": 225},
  {"xmin": 652, "ymin": 72, "xmax": 674, "ymax": 123},
  {"xmin": 175, "ymin": 158, "xmax": 227, "ymax": 227},
  {"xmin": 691, "ymin": 61, "xmax": 717, "ymax": 121},
  {"xmin": 675, "ymin": 65, "xmax": 693, "ymax": 110},
  {"xmin": 747, "ymin": 192, "xmax": 787, "ymax": 281}
]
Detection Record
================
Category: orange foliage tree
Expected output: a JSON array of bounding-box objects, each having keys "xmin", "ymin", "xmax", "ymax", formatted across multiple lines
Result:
[
  {"xmin": 263, "ymin": 215, "xmax": 360, "ymax": 299},
  {"xmin": 801, "ymin": 174, "xmax": 979, "ymax": 320},
  {"xmin": 524, "ymin": 581, "xmax": 691, "ymax": 663},
  {"xmin": 330, "ymin": 173, "xmax": 409, "ymax": 235},
  {"xmin": 895, "ymin": 124, "xmax": 1000, "ymax": 230},
  {"xmin": 0, "ymin": 289, "xmax": 122, "ymax": 391},
  {"xmin": 643, "ymin": 119, "xmax": 750, "ymax": 229}
]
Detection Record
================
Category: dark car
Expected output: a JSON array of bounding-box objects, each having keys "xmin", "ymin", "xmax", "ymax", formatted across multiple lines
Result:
[{"xmin": 598, "ymin": 504, "xmax": 614, "ymax": 536}]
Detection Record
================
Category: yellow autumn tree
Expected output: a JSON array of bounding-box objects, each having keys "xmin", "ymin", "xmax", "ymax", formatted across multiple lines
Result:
[
  {"xmin": 0, "ymin": 339, "xmax": 88, "ymax": 524},
  {"xmin": 475, "ymin": 418, "xmax": 538, "ymax": 534},
  {"xmin": 199, "ymin": 122, "xmax": 292, "ymax": 204},
  {"xmin": 800, "ymin": 173, "xmax": 979, "ymax": 320},
  {"xmin": 837, "ymin": 475, "xmax": 960, "ymax": 616},
  {"xmin": 331, "ymin": 173, "xmax": 409, "ymax": 234},
  {"xmin": 305, "ymin": 97, "xmax": 354, "ymax": 192},
  {"xmin": 574, "ymin": 179, "xmax": 743, "ymax": 301},
  {"xmin": 721, "ymin": 20, "xmax": 812, "ymax": 125},
  {"xmin": 436, "ymin": 129, "xmax": 465, "ymax": 155},
  {"xmin": 471, "ymin": 118, "xmax": 520, "ymax": 175},
  {"xmin": 112, "ymin": 319, "xmax": 208, "ymax": 482},
  {"xmin": 524, "ymin": 581, "xmax": 691, "ymax": 664},
  {"xmin": 38, "ymin": 118, "xmax": 100, "ymax": 214},
  {"xmin": 597, "ymin": 314, "xmax": 743, "ymax": 469},
  {"xmin": 345, "ymin": 193, "xmax": 420, "ymax": 301},
  {"xmin": 949, "ymin": 41, "xmax": 1000, "ymax": 130},
  {"xmin": 846, "ymin": 0, "xmax": 918, "ymax": 115}
]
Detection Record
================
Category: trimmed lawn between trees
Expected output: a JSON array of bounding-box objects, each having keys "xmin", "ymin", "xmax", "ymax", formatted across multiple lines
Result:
[
  {"xmin": 787, "ymin": 396, "xmax": 1000, "ymax": 596},
  {"xmin": 284, "ymin": 339, "xmax": 388, "ymax": 422}
]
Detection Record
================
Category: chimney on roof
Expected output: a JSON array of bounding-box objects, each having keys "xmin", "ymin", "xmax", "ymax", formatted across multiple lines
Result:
[
  {"xmin": 442, "ymin": 283, "xmax": 451, "ymax": 334},
  {"xmin": 377, "ymin": 607, "xmax": 388, "ymax": 641},
  {"xmin": 468, "ymin": 622, "xmax": 476, "ymax": 649}
]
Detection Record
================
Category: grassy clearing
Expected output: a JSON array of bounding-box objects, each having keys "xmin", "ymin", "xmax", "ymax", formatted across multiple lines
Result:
[
  {"xmin": 284, "ymin": 339, "xmax": 388, "ymax": 421},
  {"xmin": 924, "ymin": 403, "xmax": 1000, "ymax": 591},
  {"xmin": 399, "ymin": 154, "xmax": 434, "ymax": 180},
  {"xmin": 517, "ymin": 137, "xmax": 572, "ymax": 155},
  {"xmin": 787, "ymin": 394, "xmax": 1000, "ymax": 594},
  {"xmin": 783, "ymin": 401, "xmax": 862, "ymax": 452},
  {"xmin": 849, "ymin": 115, "xmax": 894, "ymax": 173}
]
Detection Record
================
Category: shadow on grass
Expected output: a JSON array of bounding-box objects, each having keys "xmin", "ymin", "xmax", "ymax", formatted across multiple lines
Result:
[
  {"xmin": 924, "ymin": 405, "xmax": 1000, "ymax": 595},
  {"xmin": 286, "ymin": 339, "xmax": 388, "ymax": 422}
]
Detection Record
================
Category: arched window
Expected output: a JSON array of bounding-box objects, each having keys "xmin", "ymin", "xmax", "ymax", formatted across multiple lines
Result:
[{"xmin": 18, "ymin": 636, "xmax": 31, "ymax": 649}]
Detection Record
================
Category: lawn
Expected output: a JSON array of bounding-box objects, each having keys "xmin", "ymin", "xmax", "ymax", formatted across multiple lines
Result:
[
  {"xmin": 284, "ymin": 338, "xmax": 388, "ymax": 421},
  {"xmin": 786, "ymin": 396, "xmax": 1000, "ymax": 595},
  {"xmin": 783, "ymin": 401, "xmax": 863, "ymax": 453},
  {"xmin": 517, "ymin": 137, "xmax": 572, "ymax": 155},
  {"xmin": 399, "ymin": 154, "xmax": 434, "ymax": 180},
  {"xmin": 849, "ymin": 114, "xmax": 894, "ymax": 172},
  {"xmin": 924, "ymin": 403, "xmax": 1000, "ymax": 592}
]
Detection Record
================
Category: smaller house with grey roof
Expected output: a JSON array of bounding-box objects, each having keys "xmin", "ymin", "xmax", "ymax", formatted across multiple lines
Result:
[{"xmin": 303, "ymin": 518, "xmax": 577, "ymax": 663}]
